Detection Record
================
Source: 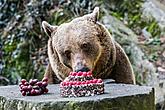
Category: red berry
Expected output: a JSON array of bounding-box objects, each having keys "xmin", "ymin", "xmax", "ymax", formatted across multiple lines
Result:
[
  {"xmin": 22, "ymin": 91, "xmax": 26, "ymax": 96},
  {"xmin": 44, "ymin": 88, "xmax": 49, "ymax": 93},
  {"xmin": 82, "ymin": 81, "xmax": 86, "ymax": 85},
  {"xmin": 60, "ymin": 82, "xmax": 63, "ymax": 86},
  {"xmin": 35, "ymin": 90, "xmax": 41, "ymax": 95},
  {"xmin": 77, "ymin": 71, "xmax": 83, "ymax": 76},
  {"xmin": 30, "ymin": 89, "xmax": 36, "ymax": 95},
  {"xmin": 20, "ymin": 85, "xmax": 24, "ymax": 89},
  {"xmin": 33, "ymin": 79, "xmax": 38, "ymax": 84},
  {"xmin": 82, "ymin": 72, "xmax": 87, "ymax": 76},
  {"xmin": 20, "ymin": 88, "xmax": 23, "ymax": 92},
  {"xmin": 76, "ymin": 81, "xmax": 81, "ymax": 85},
  {"xmin": 27, "ymin": 85, "xmax": 32, "ymax": 91},
  {"xmin": 22, "ymin": 86, "xmax": 28, "ymax": 91},
  {"xmin": 72, "ymin": 72, "xmax": 77, "ymax": 76},
  {"xmin": 19, "ymin": 83, "xmax": 22, "ymax": 87},
  {"xmin": 40, "ymin": 90, "xmax": 44, "ymax": 94},
  {"xmin": 29, "ymin": 79, "xmax": 34, "ymax": 85},
  {"xmin": 87, "ymin": 71, "xmax": 92, "ymax": 76},
  {"xmin": 69, "ymin": 81, "xmax": 73, "ymax": 86},
  {"xmin": 21, "ymin": 79, "xmax": 27, "ymax": 84},
  {"xmin": 92, "ymin": 79, "xmax": 97, "ymax": 83},
  {"xmin": 33, "ymin": 85, "xmax": 40, "ymax": 90},
  {"xmin": 89, "ymin": 80, "xmax": 93, "ymax": 83},
  {"xmin": 62, "ymin": 82, "xmax": 66, "ymax": 86},
  {"xmin": 65, "ymin": 82, "xmax": 69, "ymax": 86},
  {"xmin": 42, "ymin": 82, "xmax": 48, "ymax": 87},
  {"xmin": 86, "ymin": 81, "xmax": 90, "ymax": 85},
  {"xmin": 69, "ymin": 72, "xmax": 72, "ymax": 76},
  {"xmin": 97, "ymin": 79, "xmax": 103, "ymax": 83},
  {"xmin": 73, "ymin": 81, "xmax": 77, "ymax": 85},
  {"xmin": 42, "ymin": 77, "xmax": 48, "ymax": 82},
  {"xmin": 24, "ymin": 82, "xmax": 29, "ymax": 86},
  {"xmin": 36, "ymin": 81, "xmax": 42, "ymax": 87}
]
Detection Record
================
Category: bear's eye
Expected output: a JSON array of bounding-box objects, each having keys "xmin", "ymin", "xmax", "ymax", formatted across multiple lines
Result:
[
  {"xmin": 64, "ymin": 50, "xmax": 71, "ymax": 59},
  {"xmin": 81, "ymin": 43, "xmax": 90, "ymax": 50}
]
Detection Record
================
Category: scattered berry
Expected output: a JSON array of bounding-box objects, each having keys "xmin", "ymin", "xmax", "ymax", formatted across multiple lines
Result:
[
  {"xmin": 82, "ymin": 72, "xmax": 87, "ymax": 76},
  {"xmin": 42, "ymin": 82, "xmax": 48, "ymax": 87},
  {"xmin": 19, "ymin": 78, "xmax": 49, "ymax": 96},
  {"xmin": 73, "ymin": 81, "xmax": 77, "ymax": 85},
  {"xmin": 27, "ymin": 85, "xmax": 32, "ymax": 91},
  {"xmin": 22, "ymin": 86, "xmax": 28, "ymax": 91},
  {"xmin": 76, "ymin": 81, "xmax": 81, "ymax": 85},
  {"xmin": 93, "ymin": 79, "xmax": 98, "ymax": 83},
  {"xmin": 66, "ymin": 82, "xmax": 69, "ymax": 86},
  {"xmin": 69, "ymin": 72, "xmax": 72, "ymax": 76},
  {"xmin": 22, "ymin": 91, "xmax": 26, "ymax": 96},
  {"xmin": 97, "ymin": 79, "xmax": 103, "ymax": 83},
  {"xmin": 69, "ymin": 81, "xmax": 73, "ymax": 86},
  {"xmin": 35, "ymin": 90, "xmax": 41, "ymax": 95},
  {"xmin": 33, "ymin": 79, "xmax": 38, "ymax": 84},
  {"xmin": 77, "ymin": 71, "xmax": 83, "ymax": 76},
  {"xmin": 36, "ymin": 81, "xmax": 42, "ymax": 87},
  {"xmin": 44, "ymin": 88, "xmax": 49, "ymax": 93},
  {"xmin": 29, "ymin": 79, "xmax": 34, "ymax": 85},
  {"xmin": 42, "ymin": 77, "xmax": 48, "ymax": 82},
  {"xmin": 86, "ymin": 81, "xmax": 90, "ymax": 85},
  {"xmin": 24, "ymin": 82, "xmax": 29, "ymax": 86},
  {"xmin": 72, "ymin": 72, "xmax": 77, "ymax": 76},
  {"xmin": 87, "ymin": 71, "xmax": 92, "ymax": 76},
  {"xmin": 30, "ymin": 89, "xmax": 36, "ymax": 95},
  {"xmin": 82, "ymin": 81, "xmax": 86, "ymax": 85},
  {"xmin": 21, "ymin": 79, "xmax": 27, "ymax": 84}
]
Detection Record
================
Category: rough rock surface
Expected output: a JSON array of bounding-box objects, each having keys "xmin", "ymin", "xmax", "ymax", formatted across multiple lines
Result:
[
  {"xmin": 0, "ymin": 83, "xmax": 155, "ymax": 110},
  {"xmin": 142, "ymin": 0, "xmax": 165, "ymax": 30}
]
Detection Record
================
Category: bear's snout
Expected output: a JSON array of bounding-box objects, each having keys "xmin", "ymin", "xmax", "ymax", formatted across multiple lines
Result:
[
  {"xmin": 75, "ymin": 62, "xmax": 90, "ymax": 72},
  {"xmin": 73, "ymin": 54, "xmax": 91, "ymax": 72},
  {"xmin": 74, "ymin": 59, "xmax": 90, "ymax": 72}
]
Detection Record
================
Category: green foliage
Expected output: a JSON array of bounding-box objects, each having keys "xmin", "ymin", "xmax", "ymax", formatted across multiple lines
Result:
[
  {"xmin": 0, "ymin": 0, "xmax": 98, "ymax": 85},
  {"xmin": 50, "ymin": 0, "xmax": 97, "ymax": 25},
  {"xmin": 105, "ymin": 0, "xmax": 161, "ymax": 37},
  {"xmin": 0, "ymin": 0, "xmax": 48, "ymax": 85}
]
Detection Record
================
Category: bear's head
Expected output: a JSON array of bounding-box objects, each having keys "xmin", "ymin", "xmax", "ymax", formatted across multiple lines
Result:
[{"xmin": 42, "ymin": 7, "xmax": 113, "ymax": 74}]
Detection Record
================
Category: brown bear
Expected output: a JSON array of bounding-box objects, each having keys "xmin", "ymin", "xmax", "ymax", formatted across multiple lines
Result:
[{"xmin": 42, "ymin": 7, "xmax": 135, "ymax": 84}]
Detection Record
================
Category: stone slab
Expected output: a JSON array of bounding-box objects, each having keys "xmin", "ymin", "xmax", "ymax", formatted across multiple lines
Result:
[{"xmin": 0, "ymin": 83, "xmax": 155, "ymax": 110}]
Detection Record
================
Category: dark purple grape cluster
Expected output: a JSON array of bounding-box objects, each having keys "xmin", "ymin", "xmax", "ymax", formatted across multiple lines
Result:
[{"xmin": 19, "ymin": 77, "xmax": 49, "ymax": 96}]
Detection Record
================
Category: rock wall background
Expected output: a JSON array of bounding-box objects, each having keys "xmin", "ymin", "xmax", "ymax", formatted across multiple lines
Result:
[{"xmin": 0, "ymin": 0, "xmax": 164, "ymax": 109}]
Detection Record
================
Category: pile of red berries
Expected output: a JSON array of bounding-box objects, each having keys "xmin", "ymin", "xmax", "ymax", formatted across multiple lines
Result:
[
  {"xmin": 60, "ymin": 79, "xmax": 103, "ymax": 86},
  {"xmin": 69, "ymin": 71, "xmax": 92, "ymax": 76},
  {"xmin": 19, "ymin": 77, "xmax": 49, "ymax": 96}
]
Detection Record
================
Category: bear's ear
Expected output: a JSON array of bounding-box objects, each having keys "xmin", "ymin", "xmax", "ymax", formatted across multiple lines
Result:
[
  {"xmin": 85, "ymin": 7, "xmax": 99, "ymax": 23},
  {"xmin": 42, "ymin": 21, "xmax": 58, "ymax": 37},
  {"xmin": 91, "ymin": 7, "xmax": 99, "ymax": 22}
]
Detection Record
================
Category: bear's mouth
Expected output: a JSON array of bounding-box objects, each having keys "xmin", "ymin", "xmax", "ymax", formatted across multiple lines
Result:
[{"xmin": 74, "ymin": 66, "xmax": 90, "ymax": 72}]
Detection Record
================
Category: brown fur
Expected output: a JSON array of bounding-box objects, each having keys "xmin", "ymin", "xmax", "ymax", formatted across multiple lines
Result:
[{"xmin": 42, "ymin": 7, "xmax": 135, "ymax": 84}]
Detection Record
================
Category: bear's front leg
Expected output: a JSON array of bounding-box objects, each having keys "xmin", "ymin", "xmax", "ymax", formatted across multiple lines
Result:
[
  {"xmin": 44, "ymin": 63, "xmax": 60, "ymax": 84},
  {"xmin": 44, "ymin": 63, "xmax": 54, "ymax": 84},
  {"xmin": 111, "ymin": 42, "xmax": 136, "ymax": 84}
]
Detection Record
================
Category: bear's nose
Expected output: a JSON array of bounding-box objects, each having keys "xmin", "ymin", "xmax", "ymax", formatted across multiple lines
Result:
[{"xmin": 75, "ymin": 62, "xmax": 90, "ymax": 72}]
